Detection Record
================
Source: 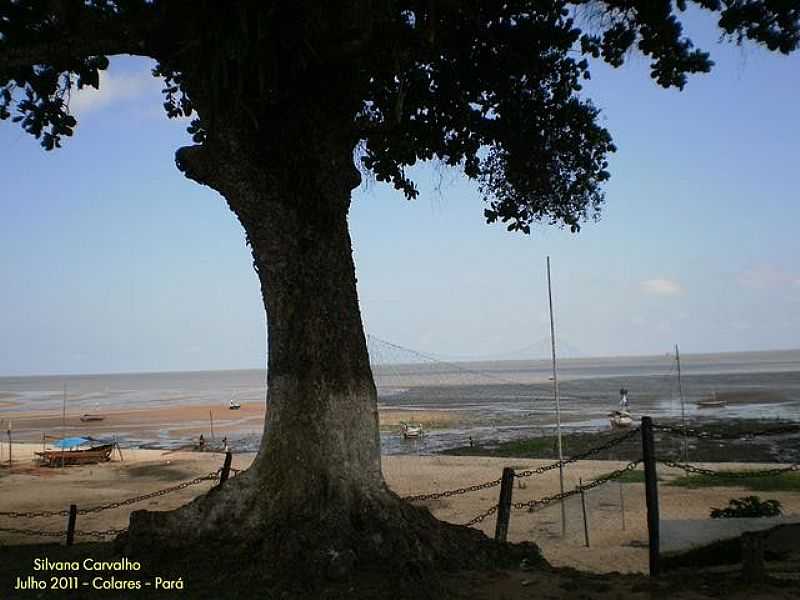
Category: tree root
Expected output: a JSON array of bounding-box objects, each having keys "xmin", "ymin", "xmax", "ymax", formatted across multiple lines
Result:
[{"xmin": 117, "ymin": 472, "xmax": 544, "ymax": 598}]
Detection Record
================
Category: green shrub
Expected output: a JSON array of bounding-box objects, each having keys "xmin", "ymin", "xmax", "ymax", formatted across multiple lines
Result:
[{"xmin": 710, "ymin": 496, "xmax": 782, "ymax": 519}]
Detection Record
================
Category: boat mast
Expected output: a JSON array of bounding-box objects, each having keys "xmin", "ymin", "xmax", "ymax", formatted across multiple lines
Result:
[
  {"xmin": 61, "ymin": 383, "xmax": 67, "ymax": 468},
  {"xmin": 547, "ymin": 256, "xmax": 567, "ymax": 537},
  {"xmin": 675, "ymin": 344, "xmax": 687, "ymax": 461}
]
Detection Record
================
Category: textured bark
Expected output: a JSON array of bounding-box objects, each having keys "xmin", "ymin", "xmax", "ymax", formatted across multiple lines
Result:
[{"xmin": 122, "ymin": 128, "xmax": 536, "ymax": 588}]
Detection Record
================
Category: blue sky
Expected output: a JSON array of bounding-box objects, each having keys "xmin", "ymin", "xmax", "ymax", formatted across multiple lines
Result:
[{"xmin": 1, "ymin": 13, "xmax": 799, "ymax": 375}]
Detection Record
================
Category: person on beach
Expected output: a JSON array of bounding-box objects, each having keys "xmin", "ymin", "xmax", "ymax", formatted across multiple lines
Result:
[{"xmin": 198, "ymin": 434, "xmax": 206, "ymax": 451}]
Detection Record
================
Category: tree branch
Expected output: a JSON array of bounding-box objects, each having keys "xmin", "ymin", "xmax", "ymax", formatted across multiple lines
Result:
[{"xmin": 0, "ymin": 7, "xmax": 155, "ymax": 70}]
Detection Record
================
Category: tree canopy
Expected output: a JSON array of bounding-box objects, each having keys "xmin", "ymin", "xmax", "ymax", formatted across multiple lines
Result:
[
  {"xmin": 3, "ymin": 3, "xmax": 799, "ymax": 590},
  {"xmin": 2, "ymin": 1, "xmax": 798, "ymax": 235}
]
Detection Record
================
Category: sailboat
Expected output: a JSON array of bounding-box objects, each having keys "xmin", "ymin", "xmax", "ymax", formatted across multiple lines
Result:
[
  {"xmin": 697, "ymin": 391, "xmax": 726, "ymax": 408},
  {"xmin": 609, "ymin": 388, "xmax": 634, "ymax": 429}
]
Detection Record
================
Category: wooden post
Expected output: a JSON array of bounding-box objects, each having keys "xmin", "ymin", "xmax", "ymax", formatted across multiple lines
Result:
[
  {"xmin": 579, "ymin": 478, "xmax": 590, "ymax": 548},
  {"xmin": 642, "ymin": 416, "xmax": 660, "ymax": 577},
  {"xmin": 741, "ymin": 532, "xmax": 766, "ymax": 584},
  {"xmin": 6, "ymin": 422, "xmax": 11, "ymax": 467},
  {"xmin": 66, "ymin": 504, "xmax": 77, "ymax": 546},
  {"xmin": 494, "ymin": 467, "xmax": 515, "ymax": 543},
  {"xmin": 219, "ymin": 451, "xmax": 233, "ymax": 486},
  {"xmin": 209, "ymin": 410, "xmax": 215, "ymax": 440},
  {"xmin": 619, "ymin": 480, "xmax": 626, "ymax": 531}
]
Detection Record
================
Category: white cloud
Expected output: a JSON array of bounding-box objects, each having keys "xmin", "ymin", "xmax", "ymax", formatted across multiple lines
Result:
[
  {"xmin": 640, "ymin": 278, "xmax": 683, "ymax": 296},
  {"xmin": 68, "ymin": 70, "xmax": 161, "ymax": 117},
  {"xmin": 737, "ymin": 265, "xmax": 800, "ymax": 291}
]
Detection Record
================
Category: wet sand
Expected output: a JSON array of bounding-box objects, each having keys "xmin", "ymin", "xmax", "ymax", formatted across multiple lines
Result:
[
  {"xmin": 2, "ymin": 444, "xmax": 799, "ymax": 574},
  {"xmin": 0, "ymin": 403, "xmax": 461, "ymax": 445}
]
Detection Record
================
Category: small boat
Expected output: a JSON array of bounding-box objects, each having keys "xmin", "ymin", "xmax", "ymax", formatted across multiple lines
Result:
[
  {"xmin": 35, "ymin": 436, "xmax": 115, "ymax": 467},
  {"xmin": 80, "ymin": 414, "xmax": 105, "ymax": 422},
  {"xmin": 697, "ymin": 392, "xmax": 726, "ymax": 408},
  {"xmin": 609, "ymin": 410, "xmax": 634, "ymax": 428},
  {"xmin": 609, "ymin": 388, "xmax": 635, "ymax": 429},
  {"xmin": 400, "ymin": 422, "xmax": 423, "ymax": 439},
  {"xmin": 228, "ymin": 398, "xmax": 241, "ymax": 410}
]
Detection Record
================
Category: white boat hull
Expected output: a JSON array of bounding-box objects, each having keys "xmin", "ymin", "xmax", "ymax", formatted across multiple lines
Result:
[
  {"xmin": 609, "ymin": 411, "xmax": 634, "ymax": 429},
  {"xmin": 696, "ymin": 400, "xmax": 726, "ymax": 408},
  {"xmin": 401, "ymin": 424, "xmax": 423, "ymax": 439}
]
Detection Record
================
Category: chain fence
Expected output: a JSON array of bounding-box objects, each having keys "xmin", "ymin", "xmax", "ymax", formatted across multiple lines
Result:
[
  {"xmin": 654, "ymin": 422, "xmax": 800, "ymax": 440},
  {"xmin": 3, "ymin": 417, "xmax": 800, "ymax": 580},
  {"xmin": 513, "ymin": 459, "xmax": 642, "ymax": 513},
  {"xmin": 514, "ymin": 428, "xmax": 640, "ymax": 479},
  {"xmin": 659, "ymin": 460, "xmax": 799, "ymax": 477},
  {"xmin": 0, "ymin": 472, "xmax": 218, "ymax": 519},
  {"xmin": 402, "ymin": 476, "xmax": 502, "ymax": 503},
  {"xmin": 0, "ymin": 468, "xmax": 224, "ymax": 541},
  {"xmin": 403, "ymin": 427, "xmax": 640, "ymax": 504}
]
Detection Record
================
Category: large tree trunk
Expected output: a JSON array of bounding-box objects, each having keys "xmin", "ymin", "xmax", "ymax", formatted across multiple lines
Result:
[{"xmin": 122, "ymin": 129, "xmax": 534, "ymax": 590}]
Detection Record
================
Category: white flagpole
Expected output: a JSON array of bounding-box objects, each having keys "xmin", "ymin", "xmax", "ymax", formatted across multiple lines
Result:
[{"xmin": 547, "ymin": 256, "xmax": 567, "ymax": 537}]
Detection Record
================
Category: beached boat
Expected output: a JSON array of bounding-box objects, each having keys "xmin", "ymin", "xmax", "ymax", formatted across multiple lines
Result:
[
  {"xmin": 36, "ymin": 437, "xmax": 114, "ymax": 467},
  {"xmin": 609, "ymin": 388, "xmax": 634, "ymax": 429},
  {"xmin": 79, "ymin": 414, "xmax": 105, "ymax": 422},
  {"xmin": 697, "ymin": 392, "xmax": 726, "ymax": 408},
  {"xmin": 609, "ymin": 410, "xmax": 634, "ymax": 428},
  {"xmin": 229, "ymin": 398, "xmax": 241, "ymax": 410},
  {"xmin": 400, "ymin": 422, "xmax": 423, "ymax": 439}
]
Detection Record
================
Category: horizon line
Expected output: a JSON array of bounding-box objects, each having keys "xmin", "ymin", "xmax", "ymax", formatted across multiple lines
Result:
[{"xmin": 2, "ymin": 346, "xmax": 800, "ymax": 379}]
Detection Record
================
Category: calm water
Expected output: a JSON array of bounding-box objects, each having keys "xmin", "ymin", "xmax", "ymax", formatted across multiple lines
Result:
[{"xmin": 2, "ymin": 349, "xmax": 799, "ymax": 454}]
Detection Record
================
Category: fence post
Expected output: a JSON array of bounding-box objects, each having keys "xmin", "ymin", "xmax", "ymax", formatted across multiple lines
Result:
[
  {"xmin": 641, "ymin": 416, "xmax": 660, "ymax": 577},
  {"xmin": 741, "ymin": 532, "xmax": 766, "ymax": 583},
  {"xmin": 579, "ymin": 478, "xmax": 590, "ymax": 548},
  {"xmin": 494, "ymin": 467, "xmax": 515, "ymax": 543},
  {"xmin": 66, "ymin": 504, "xmax": 77, "ymax": 546},
  {"xmin": 219, "ymin": 451, "xmax": 233, "ymax": 486}
]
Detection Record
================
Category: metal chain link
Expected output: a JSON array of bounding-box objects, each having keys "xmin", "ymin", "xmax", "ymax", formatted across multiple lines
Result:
[
  {"xmin": 660, "ymin": 460, "xmax": 799, "ymax": 477},
  {"xmin": 0, "ymin": 472, "xmax": 217, "ymax": 520},
  {"xmin": 402, "ymin": 476, "xmax": 503, "ymax": 503},
  {"xmin": 75, "ymin": 527, "xmax": 129, "ymax": 539},
  {"xmin": 0, "ymin": 525, "xmax": 65, "ymax": 537},
  {"xmin": 514, "ymin": 427, "xmax": 641, "ymax": 479},
  {"xmin": 513, "ymin": 459, "xmax": 642, "ymax": 512},
  {"xmin": 0, "ymin": 507, "xmax": 68, "ymax": 518},
  {"xmin": 462, "ymin": 504, "xmax": 498, "ymax": 527},
  {"xmin": 404, "ymin": 428, "xmax": 640, "ymax": 503},
  {"xmin": 653, "ymin": 423, "xmax": 800, "ymax": 440},
  {"xmin": 0, "ymin": 525, "xmax": 128, "ymax": 539},
  {"xmin": 77, "ymin": 472, "xmax": 217, "ymax": 514}
]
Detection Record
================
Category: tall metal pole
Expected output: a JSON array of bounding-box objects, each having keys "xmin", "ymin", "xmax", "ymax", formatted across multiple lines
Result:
[
  {"xmin": 61, "ymin": 383, "xmax": 67, "ymax": 468},
  {"xmin": 675, "ymin": 344, "xmax": 687, "ymax": 461},
  {"xmin": 547, "ymin": 256, "xmax": 567, "ymax": 537}
]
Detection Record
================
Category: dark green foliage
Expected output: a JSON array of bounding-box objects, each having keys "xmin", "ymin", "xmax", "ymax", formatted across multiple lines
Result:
[
  {"xmin": 710, "ymin": 496, "xmax": 783, "ymax": 519},
  {"xmin": 1, "ymin": 1, "xmax": 798, "ymax": 232},
  {"xmin": 669, "ymin": 471, "xmax": 800, "ymax": 491}
]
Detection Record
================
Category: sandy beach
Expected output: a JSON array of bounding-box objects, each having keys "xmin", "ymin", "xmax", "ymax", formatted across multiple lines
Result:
[{"xmin": 2, "ymin": 442, "xmax": 798, "ymax": 575}]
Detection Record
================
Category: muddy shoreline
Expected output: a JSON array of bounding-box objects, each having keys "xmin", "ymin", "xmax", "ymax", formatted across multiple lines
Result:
[{"xmin": 441, "ymin": 418, "xmax": 800, "ymax": 463}]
